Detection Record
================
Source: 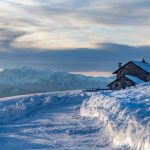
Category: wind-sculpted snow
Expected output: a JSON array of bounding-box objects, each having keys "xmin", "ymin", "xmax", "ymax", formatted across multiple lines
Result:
[
  {"xmin": 0, "ymin": 84, "xmax": 149, "ymax": 149},
  {"xmin": 0, "ymin": 91, "xmax": 111, "ymax": 149},
  {"xmin": 81, "ymin": 83, "xmax": 150, "ymax": 150},
  {"xmin": 0, "ymin": 91, "xmax": 88, "ymax": 125}
]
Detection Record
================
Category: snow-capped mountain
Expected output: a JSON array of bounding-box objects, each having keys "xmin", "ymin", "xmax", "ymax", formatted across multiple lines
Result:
[{"xmin": 0, "ymin": 67, "xmax": 113, "ymax": 98}]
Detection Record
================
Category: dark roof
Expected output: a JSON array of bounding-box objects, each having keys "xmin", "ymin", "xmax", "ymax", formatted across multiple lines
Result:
[
  {"xmin": 132, "ymin": 61, "xmax": 150, "ymax": 73},
  {"xmin": 113, "ymin": 61, "xmax": 150, "ymax": 74}
]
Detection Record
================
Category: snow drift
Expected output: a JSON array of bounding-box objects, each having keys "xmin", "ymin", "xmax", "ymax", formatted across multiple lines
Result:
[
  {"xmin": 81, "ymin": 82, "xmax": 150, "ymax": 150},
  {"xmin": 0, "ymin": 91, "xmax": 109, "ymax": 150},
  {"xmin": 0, "ymin": 91, "xmax": 88, "ymax": 125},
  {"xmin": 0, "ymin": 82, "xmax": 149, "ymax": 149}
]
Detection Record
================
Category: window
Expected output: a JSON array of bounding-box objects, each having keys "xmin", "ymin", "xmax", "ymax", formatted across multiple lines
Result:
[
  {"xmin": 115, "ymin": 83, "xmax": 118, "ymax": 87},
  {"xmin": 122, "ymin": 82, "xmax": 127, "ymax": 89}
]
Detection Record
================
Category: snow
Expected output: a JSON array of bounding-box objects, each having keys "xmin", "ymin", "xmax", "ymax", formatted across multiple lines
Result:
[
  {"xmin": 125, "ymin": 75, "xmax": 145, "ymax": 84},
  {"xmin": 132, "ymin": 61, "xmax": 150, "ymax": 73},
  {"xmin": 81, "ymin": 82, "xmax": 150, "ymax": 150},
  {"xmin": 0, "ymin": 67, "xmax": 113, "ymax": 98},
  {"xmin": 0, "ymin": 91, "xmax": 87, "ymax": 125},
  {"xmin": 0, "ymin": 91, "xmax": 112, "ymax": 149},
  {"xmin": 0, "ymin": 83, "xmax": 149, "ymax": 149}
]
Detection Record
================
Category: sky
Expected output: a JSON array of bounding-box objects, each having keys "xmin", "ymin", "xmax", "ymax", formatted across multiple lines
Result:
[{"xmin": 0, "ymin": 0, "xmax": 150, "ymax": 77}]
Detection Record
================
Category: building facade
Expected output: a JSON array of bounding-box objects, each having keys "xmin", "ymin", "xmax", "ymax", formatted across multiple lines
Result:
[{"xmin": 107, "ymin": 59, "xmax": 150, "ymax": 90}]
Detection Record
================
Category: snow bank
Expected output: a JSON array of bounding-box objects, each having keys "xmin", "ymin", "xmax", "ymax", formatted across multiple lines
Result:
[
  {"xmin": 80, "ymin": 83, "xmax": 150, "ymax": 150},
  {"xmin": 0, "ymin": 91, "xmax": 88, "ymax": 125}
]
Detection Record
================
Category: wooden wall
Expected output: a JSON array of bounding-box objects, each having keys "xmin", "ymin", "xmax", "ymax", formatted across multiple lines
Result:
[
  {"xmin": 116, "ymin": 62, "xmax": 149, "ymax": 82},
  {"xmin": 147, "ymin": 74, "xmax": 150, "ymax": 81},
  {"xmin": 108, "ymin": 76, "xmax": 135, "ymax": 90}
]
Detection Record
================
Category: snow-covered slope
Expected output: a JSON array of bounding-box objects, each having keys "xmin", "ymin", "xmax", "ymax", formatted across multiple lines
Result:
[
  {"xmin": 81, "ymin": 82, "xmax": 150, "ymax": 150},
  {"xmin": 0, "ymin": 91, "xmax": 111, "ymax": 149},
  {"xmin": 0, "ymin": 67, "xmax": 113, "ymax": 98},
  {"xmin": 0, "ymin": 83, "xmax": 149, "ymax": 149},
  {"xmin": 0, "ymin": 91, "xmax": 88, "ymax": 125}
]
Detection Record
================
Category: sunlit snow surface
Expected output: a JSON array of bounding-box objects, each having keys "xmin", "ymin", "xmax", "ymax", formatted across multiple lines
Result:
[
  {"xmin": 0, "ymin": 91, "xmax": 112, "ymax": 149},
  {"xmin": 81, "ymin": 82, "xmax": 150, "ymax": 150},
  {"xmin": 0, "ymin": 83, "xmax": 149, "ymax": 150}
]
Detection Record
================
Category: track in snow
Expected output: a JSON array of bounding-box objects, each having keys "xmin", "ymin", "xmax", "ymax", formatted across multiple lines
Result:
[{"xmin": 0, "ymin": 94, "xmax": 112, "ymax": 150}]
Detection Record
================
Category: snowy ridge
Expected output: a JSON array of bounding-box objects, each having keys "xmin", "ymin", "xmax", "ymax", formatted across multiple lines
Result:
[
  {"xmin": 0, "ymin": 67, "xmax": 113, "ymax": 98},
  {"xmin": 80, "ymin": 82, "xmax": 150, "ymax": 150},
  {"xmin": 0, "ymin": 91, "xmax": 88, "ymax": 124}
]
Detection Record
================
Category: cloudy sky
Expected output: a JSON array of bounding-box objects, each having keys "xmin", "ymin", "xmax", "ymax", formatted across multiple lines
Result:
[{"xmin": 0, "ymin": 0, "xmax": 150, "ymax": 76}]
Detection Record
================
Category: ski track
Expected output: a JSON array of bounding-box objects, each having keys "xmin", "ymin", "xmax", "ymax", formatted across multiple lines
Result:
[{"xmin": 0, "ymin": 93, "xmax": 112, "ymax": 150}]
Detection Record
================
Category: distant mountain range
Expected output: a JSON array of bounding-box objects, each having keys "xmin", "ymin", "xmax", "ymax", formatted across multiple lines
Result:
[{"xmin": 0, "ymin": 67, "xmax": 114, "ymax": 98}]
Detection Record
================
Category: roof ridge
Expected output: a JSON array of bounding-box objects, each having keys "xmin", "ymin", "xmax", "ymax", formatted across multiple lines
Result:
[
  {"xmin": 132, "ymin": 61, "xmax": 150, "ymax": 73},
  {"xmin": 113, "ymin": 60, "xmax": 150, "ymax": 74}
]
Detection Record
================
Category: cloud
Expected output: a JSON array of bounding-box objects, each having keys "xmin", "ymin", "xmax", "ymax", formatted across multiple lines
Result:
[
  {"xmin": 0, "ymin": 0, "xmax": 150, "ymax": 50},
  {"xmin": 0, "ymin": 0, "xmax": 149, "ymax": 74},
  {"xmin": 0, "ymin": 43, "xmax": 149, "ymax": 73},
  {"xmin": 78, "ymin": 0, "xmax": 150, "ymax": 26}
]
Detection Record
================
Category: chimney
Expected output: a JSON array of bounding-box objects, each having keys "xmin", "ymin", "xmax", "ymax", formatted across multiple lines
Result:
[
  {"xmin": 142, "ymin": 58, "xmax": 146, "ymax": 63},
  {"xmin": 118, "ymin": 62, "xmax": 122, "ymax": 69}
]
